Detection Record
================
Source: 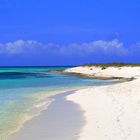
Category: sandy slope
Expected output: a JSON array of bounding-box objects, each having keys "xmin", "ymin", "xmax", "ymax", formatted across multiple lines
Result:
[
  {"xmin": 65, "ymin": 66, "xmax": 140, "ymax": 79},
  {"xmin": 65, "ymin": 66, "xmax": 140, "ymax": 140}
]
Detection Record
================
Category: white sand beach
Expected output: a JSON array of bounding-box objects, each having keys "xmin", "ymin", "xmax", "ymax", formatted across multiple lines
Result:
[{"xmin": 65, "ymin": 66, "xmax": 140, "ymax": 140}]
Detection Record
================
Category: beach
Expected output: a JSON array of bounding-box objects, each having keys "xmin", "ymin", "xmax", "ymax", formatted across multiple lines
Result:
[
  {"xmin": 1, "ymin": 0, "xmax": 140, "ymax": 139},
  {"xmin": 9, "ymin": 65, "xmax": 140, "ymax": 140},
  {"xmin": 65, "ymin": 66, "xmax": 140, "ymax": 140}
]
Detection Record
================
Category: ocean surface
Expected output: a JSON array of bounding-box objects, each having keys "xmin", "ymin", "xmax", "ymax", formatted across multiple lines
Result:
[{"xmin": 0, "ymin": 66, "xmax": 114, "ymax": 139}]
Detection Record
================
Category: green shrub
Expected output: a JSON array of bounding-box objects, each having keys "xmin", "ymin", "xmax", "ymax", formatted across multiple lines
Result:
[{"xmin": 101, "ymin": 66, "xmax": 106, "ymax": 70}]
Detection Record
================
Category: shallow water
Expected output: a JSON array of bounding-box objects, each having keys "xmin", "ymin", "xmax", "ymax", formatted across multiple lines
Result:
[
  {"xmin": 0, "ymin": 67, "xmax": 114, "ymax": 139},
  {"xmin": 11, "ymin": 91, "xmax": 85, "ymax": 140}
]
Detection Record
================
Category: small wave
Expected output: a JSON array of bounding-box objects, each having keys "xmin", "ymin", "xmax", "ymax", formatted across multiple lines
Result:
[{"xmin": 7, "ymin": 98, "xmax": 54, "ymax": 140}]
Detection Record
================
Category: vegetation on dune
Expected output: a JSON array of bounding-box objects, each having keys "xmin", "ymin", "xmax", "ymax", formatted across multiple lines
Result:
[{"xmin": 82, "ymin": 63, "xmax": 140, "ymax": 68}]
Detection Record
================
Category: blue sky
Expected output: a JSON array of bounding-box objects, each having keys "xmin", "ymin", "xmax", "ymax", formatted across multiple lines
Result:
[{"xmin": 0, "ymin": 0, "xmax": 140, "ymax": 66}]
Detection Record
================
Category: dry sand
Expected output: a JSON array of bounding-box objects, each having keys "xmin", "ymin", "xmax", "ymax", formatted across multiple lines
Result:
[{"xmin": 65, "ymin": 66, "xmax": 140, "ymax": 140}]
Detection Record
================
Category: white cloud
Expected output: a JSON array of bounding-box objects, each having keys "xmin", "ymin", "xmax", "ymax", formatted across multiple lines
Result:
[
  {"xmin": 58, "ymin": 39, "xmax": 127, "ymax": 56},
  {"xmin": 0, "ymin": 39, "xmax": 129, "ymax": 56},
  {"xmin": 0, "ymin": 40, "xmax": 42, "ymax": 54}
]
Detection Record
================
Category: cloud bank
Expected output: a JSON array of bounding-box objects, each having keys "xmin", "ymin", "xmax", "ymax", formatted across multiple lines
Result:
[
  {"xmin": 0, "ymin": 39, "xmax": 139, "ymax": 65},
  {"xmin": 0, "ymin": 39, "xmax": 127, "ymax": 55}
]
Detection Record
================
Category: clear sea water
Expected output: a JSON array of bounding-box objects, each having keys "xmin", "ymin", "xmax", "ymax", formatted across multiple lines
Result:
[{"xmin": 0, "ymin": 67, "xmax": 114, "ymax": 139}]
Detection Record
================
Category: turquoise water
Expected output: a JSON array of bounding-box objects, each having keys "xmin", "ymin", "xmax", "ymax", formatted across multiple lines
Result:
[{"xmin": 0, "ymin": 67, "xmax": 114, "ymax": 139}]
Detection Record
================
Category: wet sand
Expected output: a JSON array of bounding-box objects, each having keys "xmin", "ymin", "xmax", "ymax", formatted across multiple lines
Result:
[{"xmin": 11, "ymin": 91, "xmax": 85, "ymax": 140}]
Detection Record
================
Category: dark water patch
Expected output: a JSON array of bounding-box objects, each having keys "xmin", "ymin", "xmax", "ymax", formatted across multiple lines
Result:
[{"xmin": 0, "ymin": 72, "xmax": 53, "ymax": 80}]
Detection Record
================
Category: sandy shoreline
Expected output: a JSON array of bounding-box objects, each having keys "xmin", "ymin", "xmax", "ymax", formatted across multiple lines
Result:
[
  {"xmin": 65, "ymin": 66, "xmax": 140, "ymax": 140},
  {"xmin": 11, "ymin": 66, "xmax": 140, "ymax": 140},
  {"xmin": 10, "ymin": 91, "xmax": 85, "ymax": 140}
]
